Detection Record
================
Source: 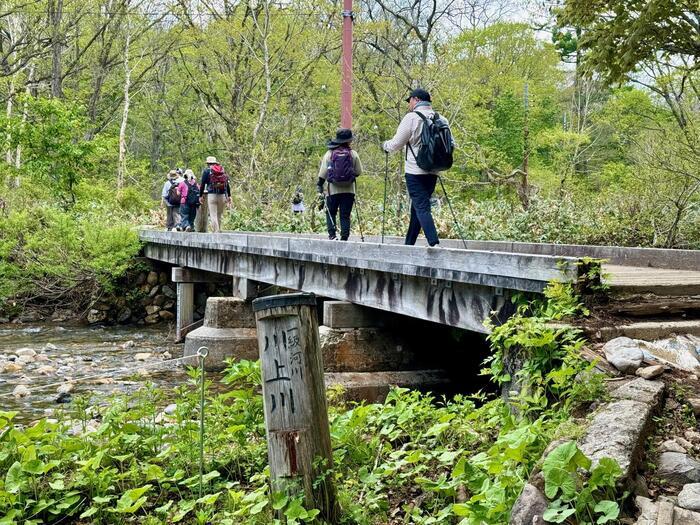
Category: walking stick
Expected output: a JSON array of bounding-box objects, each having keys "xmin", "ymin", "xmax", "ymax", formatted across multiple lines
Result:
[
  {"xmin": 438, "ymin": 175, "xmax": 468, "ymax": 249},
  {"xmin": 353, "ymin": 190, "xmax": 365, "ymax": 242}
]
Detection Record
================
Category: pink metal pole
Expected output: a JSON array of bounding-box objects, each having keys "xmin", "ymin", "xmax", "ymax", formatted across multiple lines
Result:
[{"xmin": 340, "ymin": 0, "xmax": 353, "ymax": 129}]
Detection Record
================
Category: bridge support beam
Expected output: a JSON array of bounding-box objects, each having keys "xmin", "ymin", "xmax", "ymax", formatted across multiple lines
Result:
[
  {"xmin": 322, "ymin": 301, "xmax": 383, "ymax": 329},
  {"xmin": 233, "ymin": 276, "xmax": 262, "ymax": 301}
]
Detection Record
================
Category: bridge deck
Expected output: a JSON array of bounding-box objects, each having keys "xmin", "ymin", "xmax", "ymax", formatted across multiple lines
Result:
[{"xmin": 139, "ymin": 230, "xmax": 699, "ymax": 331}]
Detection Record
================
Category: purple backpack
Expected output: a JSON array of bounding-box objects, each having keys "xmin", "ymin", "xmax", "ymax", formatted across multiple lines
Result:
[{"xmin": 326, "ymin": 146, "xmax": 356, "ymax": 184}]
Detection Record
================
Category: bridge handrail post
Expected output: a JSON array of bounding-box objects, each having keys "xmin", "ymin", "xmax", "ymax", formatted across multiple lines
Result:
[{"xmin": 252, "ymin": 292, "xmax": 339, "ymax": 523}]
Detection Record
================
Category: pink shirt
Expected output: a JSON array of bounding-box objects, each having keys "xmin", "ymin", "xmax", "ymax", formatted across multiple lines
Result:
[{"xmin": 177, "ymin": 181, "xmax": 189, "ymax": 205}]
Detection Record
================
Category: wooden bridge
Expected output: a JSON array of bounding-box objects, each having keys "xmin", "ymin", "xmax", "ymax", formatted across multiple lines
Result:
[{"xmin": 139, "ymin": 230, "xmax": 700, "ymax": 338}]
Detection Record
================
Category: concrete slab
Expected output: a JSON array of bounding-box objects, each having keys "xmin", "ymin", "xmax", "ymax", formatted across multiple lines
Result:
[
  {"xmin": 593, "ymin": 321, "xmax": 700, "ymax": 341},
  {"xmin": 611, "ymin": 378, "xmax": 665, "ymax": 406},
  {"xmin": 324, "ymin": 370, "xmax": 450, "ymax": 403},
  {"xmin": 322, "ymin": 301, "xmax": 384, "ymax": 329}
]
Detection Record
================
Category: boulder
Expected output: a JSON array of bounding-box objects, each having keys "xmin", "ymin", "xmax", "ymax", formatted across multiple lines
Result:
[
  {"xmin": 122, "ymin": 340, "xmax": 135, "ymax": 349},
  {"xmin": 636, "ymin": 365, "xmax": 665, "ymax": 380},
  {"xmin": 42, "ymin": 343, "xmax": 58, "ymax": 352},
  {"xmin": 686, "ymin": 431, "xmax": 700, "ymax": 444},
  {"xmin": 658, "ymin": 452, "xmax": 700, "ymax": 485},
  {"xmin": 603, "ymin": 337, "xmax": 644, "ymax": 374},
  {"xmin": 13, "ymin": 385, "xmax": 30, "ymax": 398},
  {"xmin": 134, "ymin": 352, "xmax": 152, "ymax": 361},
  {"xmin": 162, "ymin": 285, "xmax": 176, "ymax": 299},
  {"xmin": 16, "ymin": 348, "xmax": 36, "ymax": 357},
  {"xmin": 146, "ymin": 305, "xmax": 161, "ymax": 315},
  {"xmin": 149, "ymin": 286, "xmax": 160, "ymax": 298},
  {"xmin": 146, "ymin": 271, "xmax": 159, "ymax": 286},
  {"xmin": 509, "ymin": 483, "xmax": 547, "ymax": 525},
  {"xmin": 641, "ymin": 335, "xmax": 700, "ymax": 372},
  {"xmin": 144, "ymin": 314, "xmax": 160, "ymax": 324},
  {"xmin": 164, "ymin": 403, "xmax": 177, "ymax": 415},
  {"xmin": 36, "ymin": 366, "xmax": 56, "ymax": 376},
  {"xmin": 17, "ymin": 354, "xmax": 35, "ymax": 365},
  {"xmin": 159, "ymin": 310, "xmax": 175, "ymax": 320},
  {"xmin": 679, "ymin": 483, "xmax": 700, "ymax": 512},
  {"xmin": 159, "ymin": 272, "xmax": 168, "ymax": 285}
]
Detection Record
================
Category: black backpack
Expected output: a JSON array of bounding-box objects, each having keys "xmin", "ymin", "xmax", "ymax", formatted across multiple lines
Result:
[
  {"xmin": 407, "ymin": 111, "xmax": 454, "ymax": 172},
  {"xmin": 185, "ymin": 180, "xmax": 200, "ymax": 206},
  {"xmin": 167, "ymin": 181, "xmax": 180, "ymax": 206}
]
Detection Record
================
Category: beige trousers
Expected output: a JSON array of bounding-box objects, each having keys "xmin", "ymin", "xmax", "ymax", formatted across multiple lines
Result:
[
  {"xmin": 207, "ymin": 193, "xmax": 227, "ymax": 233},
  {"xmin": 195, "ymin": 193, "xmax": 209, "ymax": 232}
]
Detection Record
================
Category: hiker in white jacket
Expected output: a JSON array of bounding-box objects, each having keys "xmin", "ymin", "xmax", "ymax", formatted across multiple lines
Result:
[{"xmin": 382, "ymin": 88, "xmax": 445, "ymax": 247}]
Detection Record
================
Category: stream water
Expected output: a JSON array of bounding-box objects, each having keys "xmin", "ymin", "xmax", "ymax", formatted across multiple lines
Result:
[{"xmin": 0, "ymin": 323, "xmax": 199, "ymax": 423}]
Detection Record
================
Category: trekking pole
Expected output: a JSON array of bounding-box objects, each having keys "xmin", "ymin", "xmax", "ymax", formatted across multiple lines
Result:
[
  {"xmin": 353, "ymin": 191, "xmax": 365, "ymax": 242},
  {"xmin": 323, "ymin": 194, "xmax": 337, "ymax": 236},
  {"xmin": 381, "ymin": 151, "xmax": 388, "ymax": 243},
  {"xmin": 437, "ymin": 175, "xmax": 468, "ymax": 249}
]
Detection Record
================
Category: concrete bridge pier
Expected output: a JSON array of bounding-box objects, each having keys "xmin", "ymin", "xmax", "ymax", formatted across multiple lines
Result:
[
  {"xmin": 172, "ymin": 267, "xmax": 229, "ymax": 342},
  {"xmin": 183, "ymin": 296, "xmax": 258, "ymax": 369}
]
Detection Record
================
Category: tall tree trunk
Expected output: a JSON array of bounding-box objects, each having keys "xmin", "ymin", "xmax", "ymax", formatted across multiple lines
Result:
[
  {"xmin": 250, "ymin": 0, "xmax": 272, "ymax": 176},
  {"xmin": 118, "ymin": 31, "xmax": 131, "ymax": 190},
  {"xmin": 15, "ymin": 66, "xmax": 34, "ymax": 170},
  {"xmin": 49, "ymin": 0, "xmax": 64, "ymax": 98},
  {"xmin": 5, "ymin": 77, "xmax": 15, "ymax": 165}
]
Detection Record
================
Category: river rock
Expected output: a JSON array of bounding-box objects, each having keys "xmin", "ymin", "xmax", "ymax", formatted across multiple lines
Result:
[
  {"xmin": 153, "ymin": 295, "xmax": 167, "ymax": 307},
  {"xmin": 146, "ymin": 305, "xmax": 161, "ymax": 315},
  {"xmin": 164, "ymin": 403, "xmax": 177, "ymax": 415},
  {"xmin": 135, "ymin": 352, "xmax": 152, "ymax": 361},
  {"xmin": 149, "ymin": 285, "xmax": 160, "ymax": 298},
  {"xmin": 679, "ymin": 483, "xmax": 700, "ymax": 511},
  {"xmin": 636, "ymin": 365, "xmax": 665, "ymax": 380},
  {"xmin": 13, "ymin": 385, "xmax": 30, "ymax": 398},
  {"xmin": 2, "ymin": 362, "xmax": 23, "ymax": 373},
  {"xmin": 662, "ymin": 440, "xmax": 688, "ymax": 453},
  {"xmin": 159, "ymin": 311, "xmax": 174, "ymax": 320},
  {"xmin": 164, "ymin": 301, "xmax": 175, "ymax": 310},
  {"xmin": 159, "ymin": 272, "xmax": 168, "ymax": 285},
  {"xmin": 603, "ymin": 337, "xmax": 644, "ymax": 374},
  {"xmin": 87, "ymin": 309, "xmax": 107, "ymax": 324},
  {"xmin": 16, "ymin": 348, "xmax": 36, "ymax": 357},
  {"xmin": 42, "ymin": 343, "xmax": 58, "ymax": 352},
  {"xmin": 510, "ymin": 483, "xmax": 547, "ymax": 525},
  {"xmin": 36, "ymin": 365, "xmax": 56, "ymax": 375},
  {"xmin": 162, "ymin": 285, "xmax": 176, "ymax": 299},
  {"xmin": 686, "ymin": 431, "xmax": 700, "ymax": 444},
  {"xmin": 658, "ymin": 452, "xmax": 700, "ymax": 485},
  {"xmin": 144, "ymin": 314, "xmax": 160, "ymax": 324},
  {"xmin": 146, "ymin": 271, "xmax": 159, "ymax": 286},
  {"xmin": 117, "ymin": 308, "xmax": 132, "ymax": 324},
  {"xmin": 17, "ymin": 354, "xmax": 35, "ymax": 364},
  {"xmin": 0, "ymin": 317, "xmax": 9, "ymax": 324},
  {"xmin": 57, "ymin": 383, "xmax": 74, "ymax": 395},
  {"xmin": 55, "ymin": 392, "xmax": 72, "ymax": 404},
  {"xmin": 122, "ymin": 340, "xmax": 136, "ymax": 349},
  {"xmin": 35, "ymin": 354, "xmax": 50, "ymax": 362}
]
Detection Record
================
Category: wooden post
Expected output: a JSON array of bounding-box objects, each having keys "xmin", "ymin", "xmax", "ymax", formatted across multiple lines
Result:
[{"xmin": 252, "ymin": 293, "xmax": 339, "ymax": 523}]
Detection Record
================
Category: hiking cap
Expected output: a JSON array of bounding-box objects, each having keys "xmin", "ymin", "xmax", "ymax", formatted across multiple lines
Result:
[
  {"xmin": 206, "ymin": 156, "xmax": 218, "ymax": 164},
  {"xmin": 168, "ymin": 170, "xmax": 178, "ymax": 178},
  {"xmin": 406, "ymin": 88, "xmax": 431, "ymax": 103}
]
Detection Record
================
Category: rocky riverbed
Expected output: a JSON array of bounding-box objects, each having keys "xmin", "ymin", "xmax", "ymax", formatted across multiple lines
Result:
[{"xmin": 0, "ymin": 323, "xmax": 203, "ymax": 423}]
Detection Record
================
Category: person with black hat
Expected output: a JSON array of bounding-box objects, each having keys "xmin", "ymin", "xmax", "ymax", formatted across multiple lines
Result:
[
  {"xmin": 316, "ymin": 128, "xmax": 363, "ymax": 241},
  {"xmin": 382, "ymin": 88, "xmax": 446, "ymax": 247}
]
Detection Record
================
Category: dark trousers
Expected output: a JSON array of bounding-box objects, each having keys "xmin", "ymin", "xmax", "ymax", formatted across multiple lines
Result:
[
  {"xmin": 405, "ymin": 174, "xmax": 439, "ymax": 246},
  {"xmin": 325, "ymin": 193, "xmax": 354, "ymax": 240},
  {"xmin": 178, "ymin": 203, "xmax": 197, "ymax": 230}
]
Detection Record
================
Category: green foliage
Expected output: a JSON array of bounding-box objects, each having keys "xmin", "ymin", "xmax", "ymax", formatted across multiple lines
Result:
[{"xmin": 542, "ymin": 442, "xmax": 622, "ymax": 524}]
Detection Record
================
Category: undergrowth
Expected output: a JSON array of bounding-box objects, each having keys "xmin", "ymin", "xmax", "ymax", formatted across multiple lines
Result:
[{"xmin": 0, "ymin": 283, "xmax": 621, "ymax": 524}]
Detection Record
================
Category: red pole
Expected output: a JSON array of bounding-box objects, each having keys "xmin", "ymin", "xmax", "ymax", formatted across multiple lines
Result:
[{"xmin": 340, "ymin": 0, "xmax": 353, "ymax": 129}]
